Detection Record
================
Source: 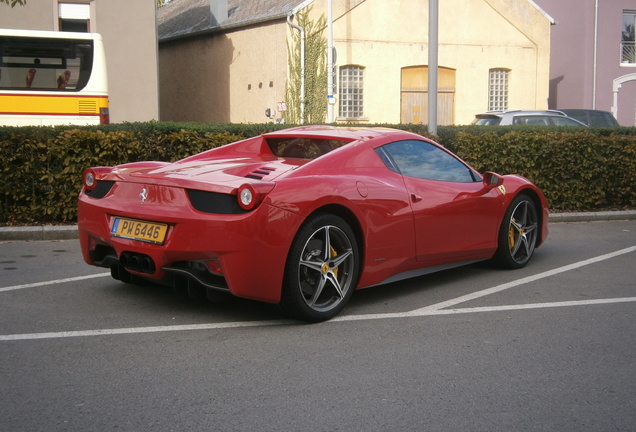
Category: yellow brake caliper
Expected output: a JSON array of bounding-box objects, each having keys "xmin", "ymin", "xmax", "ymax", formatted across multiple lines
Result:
[
  {"xmin": 509, "ymin": 218, "xmax": 516, "ymax": 249},
  {"xmin": 330, "ymin": 245, "xmax": 338, "ymax": 278}
]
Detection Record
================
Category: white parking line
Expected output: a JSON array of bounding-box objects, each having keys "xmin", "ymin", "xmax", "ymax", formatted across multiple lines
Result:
[
  {"xmin": 425, "ymin": 297, "xmax": 636, "ymax": 315},
  {"xmin": 408, "ymin": 245, "xmax": 636, "ymax": 314},
  {"xmin": 0, "ymin": 272, "xmax": 110, "ymax": 293},
  {"xmin": 0, "ymin": 320, "xmax": 292, "ymax": 341},
  {"xmin": 331, "ymin": 297, "xmax": 636, "ymax": 322},
  {"xmin": 1, "ymin": 246, "xmax": 634, "ymax": 342}
]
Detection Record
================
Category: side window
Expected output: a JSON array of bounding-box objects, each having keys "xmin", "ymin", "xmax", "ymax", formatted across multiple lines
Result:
[
  {"xmin": 377, "ymin": 140, "xmax": 476, "ymax": 183},
  {"xmin": 551, "ymin": 116, "xmax": 582, "ymax": 126},
  {"xmin": 513, "ymin": 116, "xmax": 548, "ymax": 126}
]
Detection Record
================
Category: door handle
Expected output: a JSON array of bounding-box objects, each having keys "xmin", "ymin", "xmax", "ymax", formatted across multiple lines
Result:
[{"xmin": 411, "ymin": 194, "xmax": 422, "ymax": 203}]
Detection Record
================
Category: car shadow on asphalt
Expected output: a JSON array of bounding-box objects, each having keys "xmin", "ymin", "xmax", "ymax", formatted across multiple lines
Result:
[
  {"xmin": 106, "ymin": 279, "xmax": 284, "ymax": 322},
  {"xmin": 102, "ymin": 252, "xmax": 550, "ymax": 323},
  {"xmin": 347, "ymin": 248, "xmax": 552, "ymax": 315},
  {"xmin": 347, "ymin": 263, "xmax": 490, "ymax": 312}
]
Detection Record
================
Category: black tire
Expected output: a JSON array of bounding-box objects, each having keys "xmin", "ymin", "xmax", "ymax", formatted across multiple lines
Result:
[
  {"xmin": 493, "ymin": 194, "xmax": 539, "ymax": 269},
  {"xmin": 280, "ymin": 213, "xmax": 360, "ymax": 322}
]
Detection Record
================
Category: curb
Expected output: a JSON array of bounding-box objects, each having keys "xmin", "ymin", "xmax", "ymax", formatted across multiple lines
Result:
[
  {"xmin": 1, "ymin": 210, "xmax": 635, "ymax": 242},
  {"xmin": 548, "ymin": 210, "xmax": 636, "ymax": 223},
  {"xmin": 0, "ymin": 225, "xmax": 79, "ymax": 241}
]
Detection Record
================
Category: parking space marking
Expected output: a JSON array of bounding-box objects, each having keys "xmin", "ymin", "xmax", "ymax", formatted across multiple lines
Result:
[
  {"xmin": 0, "ymin": 272, "xmax": 110, "ymax": 293},
  {"xmin": 331, "ymin": 297, "xmax": 636, "ymax": 322},
  {"xmin": 408, "ymin": 245, "xmax": 636, "ymax": 315},
  {"xmin": 0, "ymin": 245, "xmax": 634, "ymax": 342},
  {"xmin": 426, "ymin": 297, "xmax": 636, "ymax": 315},
  {"xmin": 0, "ymin": 320, "xmax": 292, "ymax": 342}
]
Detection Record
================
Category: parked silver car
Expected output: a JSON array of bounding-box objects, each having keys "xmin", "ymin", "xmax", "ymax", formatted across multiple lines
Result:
[{"xmin": 472, "ymin": 110, "xmax": 587, "ymax": 126}]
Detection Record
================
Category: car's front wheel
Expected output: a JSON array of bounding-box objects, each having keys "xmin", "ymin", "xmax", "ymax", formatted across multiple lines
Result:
[
  {"xmin": 493, "ymin": 194, "xmax": 539, "ymax": 269},
  {"xmin": 280, "ymin": 214, "xmax": 360, "ymax": 322}
]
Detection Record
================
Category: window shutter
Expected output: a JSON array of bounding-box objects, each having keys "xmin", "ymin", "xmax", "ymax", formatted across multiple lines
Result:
[{"xmin": 59, "ymin": 3, "xmax": 90, "ymax": 20}]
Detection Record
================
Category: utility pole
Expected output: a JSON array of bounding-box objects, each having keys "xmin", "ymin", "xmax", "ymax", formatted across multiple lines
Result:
[
  {"xmin": 327, "ymin": 0, "xmax": 335, "ymax": 123},
  {"xmin": 428, "ymin": 0, "xmax": 438, "ymax": 135}
]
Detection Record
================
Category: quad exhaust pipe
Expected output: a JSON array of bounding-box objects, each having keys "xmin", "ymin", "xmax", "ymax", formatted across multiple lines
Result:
[{"xmin": 119, "ymin": 251, "xmax": 155, "ymax": 274}]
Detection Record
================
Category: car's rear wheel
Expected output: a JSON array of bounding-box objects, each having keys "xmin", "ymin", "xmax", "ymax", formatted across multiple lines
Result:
[
  {"xmin": 280, "ymin": 214, "xmax": 359, "ymax": 322},
  {"xmin": 493, "ymin": 194, "xmax": 539, "ymax": 269}
]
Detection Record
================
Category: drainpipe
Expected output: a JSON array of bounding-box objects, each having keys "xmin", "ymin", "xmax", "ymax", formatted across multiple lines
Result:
[
  {"xmin": 592, "ymin": 0, "xmax": 598, "ymax": 109},
  {"xmin": 287, "ymin": 13, "xmax": 306, "ymax": 124},
  {"xmin": 428, "ymin": 0, "xmax": 438, "ymax": 135},
  {"xmin": 327, "ymin": 0, "xmax": 334, "ymax": 123}
]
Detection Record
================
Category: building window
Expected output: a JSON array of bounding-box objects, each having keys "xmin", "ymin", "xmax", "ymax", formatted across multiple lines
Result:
[
  {"xmin": 59, "ymin": 3, "xmax": 90, "ymax": 32},
  {"xmin": 622, "ymin": 11, "xmax": 636, "ymax": 64},
  {"xmin": 488, "ymin": 68, "xmax": 509, "ymax": 111},
  {"xmin": 339, "ymin": 65, "xmax": 364, "ymax": 119}
]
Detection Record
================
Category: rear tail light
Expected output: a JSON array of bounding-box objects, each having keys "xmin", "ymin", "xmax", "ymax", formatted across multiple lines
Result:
[
  {"xmin": 99, "ymin": 107, "xmax": 110, "ymax": 124},
  {"xmin": 236, "ymin": 183, "xmax": 275, "ymax": 211},
  {"xmin": 82, "ymin": 167, "xmax": 113, "ymax": 192},
  {"xmin": 238, "ymin": 184, "xmax": 256, "ymax": 210},
  {"xmin": 83, "ymin": 169, "xmax": 97, "ymax": 191}
]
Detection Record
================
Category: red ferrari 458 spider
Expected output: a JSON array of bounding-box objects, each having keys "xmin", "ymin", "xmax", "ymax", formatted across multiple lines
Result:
[{"xmin": 78, "ymin": 126, "xmax": 549, "ymax": 321}]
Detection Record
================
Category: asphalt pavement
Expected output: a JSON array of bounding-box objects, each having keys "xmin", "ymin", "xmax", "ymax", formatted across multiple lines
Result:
[
  {"xmin": 1, "ymin": 219, "xmax": 635, "ymax": 431},
  {"xmin": 1, "ymin": 210, "xmax": 635, "ymax": 241}
]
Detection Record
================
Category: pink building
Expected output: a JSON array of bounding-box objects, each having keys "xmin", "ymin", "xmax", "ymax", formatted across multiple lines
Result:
[{"xmin": 535, "ymin": 0, "xmax": 636, "ymax": 126}]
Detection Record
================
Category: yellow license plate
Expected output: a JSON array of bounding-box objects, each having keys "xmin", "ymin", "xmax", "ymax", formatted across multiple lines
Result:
[{"xmin": 110, "ymin": 217, "xmax": 168, "ymax": 244}]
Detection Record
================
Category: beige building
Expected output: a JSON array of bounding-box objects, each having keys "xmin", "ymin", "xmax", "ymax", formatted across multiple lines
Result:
[
  {"xmin": 159, "ymin": 0, "xmax": 553, "ymax": 125},
  {"xmin": 0, "ymin": 0, "xmax": 159, "ymax": 123}
]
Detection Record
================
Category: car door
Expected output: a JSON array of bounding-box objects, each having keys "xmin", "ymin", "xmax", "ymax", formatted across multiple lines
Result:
[{"xmin": 377, "ymin": 140, "xmax": 503, "ymax": 264}]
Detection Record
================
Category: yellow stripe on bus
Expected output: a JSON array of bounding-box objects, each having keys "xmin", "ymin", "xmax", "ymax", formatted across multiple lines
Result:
[{"xmin": 0, "ymin": 94, "xmax": 108, "ymax": 116}]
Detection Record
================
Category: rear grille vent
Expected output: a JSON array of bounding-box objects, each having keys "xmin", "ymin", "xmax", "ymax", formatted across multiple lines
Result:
[
  {"xmin": 85, "ymin": 180, "xmax": 115, "ymax": 198},
  {"xmin": 244, "ymin": 166, "xmax": 276, "ymax": 180},
  {"xmin": 187, "ymin": 189, "xmax": 248, "ymax": 214}
]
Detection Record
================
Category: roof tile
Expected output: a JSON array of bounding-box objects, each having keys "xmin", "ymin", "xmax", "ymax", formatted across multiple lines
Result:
[{"xmin": 159, "ymin": 0, "xmax": 302, "ymax": 41}]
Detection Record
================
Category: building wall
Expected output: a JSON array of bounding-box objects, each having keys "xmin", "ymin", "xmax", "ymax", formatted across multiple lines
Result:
[
  {"xmin": 0, "ymin": 0, "xmax": 54, "ymax": 28},
  {"xmin": 536, "ymin": 0, "xmax": 636, "ymax": 126},
  {"xmin": 160, "ymin": 34, "xmax": 234, "ymax": 123},
  {"xmin": 92, "ymin": 0, "xmax": 159, "ymax": 123},
  {"xmin": 325, "ymin": 0, "xmax": 552, "ymax": 125},
  {"xmin": 159, "ymin": 21, "xmax": 288, "ymax": 123},
  {"xmin": 0, "ymin": 0, "xmax": 159, "ymax": 123},
  {"xmin": 157, "ymin": 0, "xmax": 551, "ymax": 125},
  {"xmin": 228, "ymin": 23, "xmax": 289, "ymax": 123}
]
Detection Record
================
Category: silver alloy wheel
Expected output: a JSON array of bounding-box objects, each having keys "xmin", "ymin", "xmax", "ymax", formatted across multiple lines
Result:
[
  {"xmin": 297, "ymin": 225, "xmax": 355, "ymax": 313},
  {"xmin": 507, "ymin": 198, "xmax": 538, "ymax": 265}
]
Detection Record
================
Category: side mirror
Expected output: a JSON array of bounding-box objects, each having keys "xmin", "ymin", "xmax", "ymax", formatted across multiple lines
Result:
[{"xmin": 483, "ymin": 171, "xmax": 503, "ymax": 187}]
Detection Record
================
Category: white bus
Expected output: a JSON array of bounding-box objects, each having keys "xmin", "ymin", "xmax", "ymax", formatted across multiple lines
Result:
[{"xmin": 0, "ymin": 29, "xmax": 109, "ymax": 126}]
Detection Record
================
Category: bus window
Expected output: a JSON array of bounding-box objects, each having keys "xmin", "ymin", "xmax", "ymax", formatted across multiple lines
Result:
[
  {"xmin": 0, "ymin": 29, "xmax": 108, "ymax": 126},
  {"xmin": 1, "ymin": 38, "xmax": 93, "ymax": 91}
]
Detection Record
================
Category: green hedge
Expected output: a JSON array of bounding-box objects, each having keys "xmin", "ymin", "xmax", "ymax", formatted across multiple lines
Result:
[
  {"xmin": 0, "ymin": 125, "xmax": 248, "ymax": 224},
  {"xmin": 1, "ymin": 123, "xmax": 635, "ymax": 224},
  {"xmin": 452, "ymin": 131, "xmax": 636, "ymax": 210}
]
